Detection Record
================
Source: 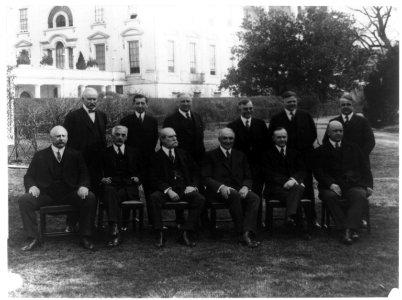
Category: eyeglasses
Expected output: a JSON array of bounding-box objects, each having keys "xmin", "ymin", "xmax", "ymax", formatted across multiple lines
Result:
[{"xmin": 340, "ymin": 103, "xmax": 352, "ymax": 107}]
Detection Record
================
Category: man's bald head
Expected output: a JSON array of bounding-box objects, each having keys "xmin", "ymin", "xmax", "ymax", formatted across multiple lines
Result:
[
  {"xmin": 50, "ymin": 125, "xmax": 68, "ymax": 148},
  {"xmin": 176, "ymin": 93, "xmax": 192, "ymax": 112},
  {"xmin": 160, "ymin": 127, "xmax": 178, "ymax": 149},
  {"xmin": 327, "ymin": 120, "xmax": 343, "ymax": 142}
]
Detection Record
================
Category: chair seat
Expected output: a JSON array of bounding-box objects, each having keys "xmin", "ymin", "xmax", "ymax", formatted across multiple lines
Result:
[
  {"xmin": 121, "ymin": 200, "xmax": 144, "ymax": 206},
  {"xmin": 39, "ymin": 204, "xmax": 78, "ymax": 242},
  {"xmin": 40, "ymin": 204, "xmax": 77, "ymax": 214},
  {"xmin": 162, "ymin": 201, "xmax": 190, "ymax": 209}
]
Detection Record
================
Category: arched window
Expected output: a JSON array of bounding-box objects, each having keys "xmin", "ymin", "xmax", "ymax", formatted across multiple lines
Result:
[
  {"xmin": 20, "ymin": 91, "xmax": 31, "ymax": 98},
  {"xmin": 55, "ymin": 15, "xmax": 66, "ymax": 27},
  {"xmin": 48, "ymin": 6, "xmax": 73, "ymax": 28},
  {"xmin": 56, "ymin": 42, "xmax": 65, "ymax": 69}
]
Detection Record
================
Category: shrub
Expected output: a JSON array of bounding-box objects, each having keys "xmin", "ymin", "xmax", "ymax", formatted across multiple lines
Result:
[
  {"xmin": 16, "ymin": 50, "xmax": 30, "ymax": 65},
  {"xmin": 86, "ymin": 57, "xmax": 98, "ymax": 68},
  {"xmin": 76, "ymin": 52, "xmax": 86, "ymax": 70},
  {"xmin": 40, "ymin": 54, "xmax": 53, "ymax": 66}
]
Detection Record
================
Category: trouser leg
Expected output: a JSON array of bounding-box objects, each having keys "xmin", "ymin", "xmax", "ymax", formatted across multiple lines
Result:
[
  {"xmin": 181, "ymin": 191, "xmax": 205, "ymax": 231},
  {"xmin": 101, "ymin": 185, "xmax": 121, "ymax": 224},
  {"xmin": 319, "ymin": 189, "xmax": 346, "ymax": 230},
  {"xmin": 66, "ymin": 191, "xmax": 97, "ymax": 237},
  {"xmin": 242, "ymin": 191, "xmax": 260, "ymax": 234},
  {"xmin": 150, "ymin": 192, "xmax": 167, "ymax": 231},
  {"xmin": 344, "ymin": 187, "xmax": 366, "ymax": 230},
  {"xmin": 286, "ymin": 185, "xmax": 304, "ymax": 217},
  {"xmin": 18, "ymin": 193, "xmax": 54, "ymax": 239},
  {"xmin": 225, "ymin": 191, "xmax": 244, "ymax": 234}
]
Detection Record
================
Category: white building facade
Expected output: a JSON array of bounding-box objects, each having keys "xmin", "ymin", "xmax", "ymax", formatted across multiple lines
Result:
[{"xmin": 7, "ymin": 5, "xmax": 243, "ymax": 98}]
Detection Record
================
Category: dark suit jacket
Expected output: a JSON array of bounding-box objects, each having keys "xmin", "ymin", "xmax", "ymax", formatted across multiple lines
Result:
[
  {"xmin": 163, "ymin": 110, "xmax": 205, "ymax": 163},
  {"xmin": 261, "ymin": 146, "xmax": 306, "ymax": 192},
  {"xmin": 268, "ymin": 109, "xmax": 317, "ymax": 153},
  {"xmin": 313, "ymin": 140, "xmax": 373, "ymax": 192},
  {"xmin": 227, "ymin": 117, "xmax": 269, "ymax": 168},
  {"xmin": 24, "ymin": 146, "xmax": 90, "ymax": 191},
  {"xmin": 149, "ymin": 148, "xmax": 201, "ymax": 193},
  {"xmin": 326, "ymin": 114, "xmax": 375, "ymax": 158},
  {"xmin": 120, "ymin": 113, "xmax": 158, "ymax": 160},
  {"xmin": 202, "ymin": 147, "xmax": 252, "ymax": 193},
  {"xmin": 63, "ymin": 107, "xmax": 107, "ymax": 154},
  {"xmin": 101, "ymin": 145, "xmax": 142, "ymax": 189}
]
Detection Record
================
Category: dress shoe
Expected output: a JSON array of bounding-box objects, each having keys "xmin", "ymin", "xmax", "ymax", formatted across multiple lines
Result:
[
  {"xmin": 21, "ymin": 238, "xmax": 40, "ymax": 251},
  {"xmin": 107, "ymin": 235, "xmax": 122, "ymax": 247},
  {"xmin": 313, "ymin": 219, "xmax": 322, "ymax": 229},
  {"xmin": 110, "ymin": 223, "xmax": 120, "ymax": 236},
  {"xmin": 80, "ymin": 238, "xmax": 96, "ymax": 251},
  {"xmin": 154, "ymin": 231, "xmax": 166, "ymax": 248},
  {"xmin": 351, "ymin": 230, "xmax": 359, "ymax": 241},
  {"xmin": 361, "ymin": 219, "xmax": 368, "ymax": 228},
  {"xmin": 342, "ymin": 228, "xmax": 353, "ymax": 245},
  {"xmin": 65, "ymin": 225, "xmax": 75, "ymax": 233},
  {"xmin": 180, "ymin": 230, "xmax": 196, "ymax": 247},
  {"xmin": 242, "ymin": 231, "xmax": 261, "ymax": 248},
  {"xmin": 285, "ymin": 216, "xmax": 296, "ymax": 228}
]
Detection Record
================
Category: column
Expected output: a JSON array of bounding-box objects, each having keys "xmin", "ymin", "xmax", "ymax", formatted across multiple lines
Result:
[{"xmin": 34, "ymin": 84, "xmax": 41, "ymax": 98}]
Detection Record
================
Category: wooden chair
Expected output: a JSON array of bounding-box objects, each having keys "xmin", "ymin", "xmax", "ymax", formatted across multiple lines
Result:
[
  {"xmin": 320, "ymin": 198, "xmax": 371, "ymax": 234},
  {"xmin": 208, "ymin": 201, "xmax": 232, "ymax": 234},
  {"xmin": 264, "ymin": 197, "xmax": 313, "ymax": 235},
  {"xmin": 39, "ymin": 204, "xmax": 78, "ymax": 243}
]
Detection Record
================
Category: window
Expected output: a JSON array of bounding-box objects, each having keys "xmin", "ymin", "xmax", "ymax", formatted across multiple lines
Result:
[
  {"xmin": 116, "ymin": 85, "xmax": 124, "ymax": 94},
  {"xmin": 19, "ymin": 9, "xmax": 28, "ymax": 32},
  {"xmin": 95, "ymin": 44, "xmax": 106, "ymax": 71},
  {"xmin": 95, "ymin": 6, "xmax": 104, "ymax": 23},
  {"xmin": 210, "ymin": 45, "xmax": 216, "ymax": 75},
  {"xmin": 167, "ymin": 40, "xmax": 175, "ymax": 73},
  {"xmin": 55, "ymin": 42, "xmax": 64, "ymax": 69},
  {"xmin": 68, "ymin": 48, "xmax": 73, "ymax": 69},
  {"xmin": 189, "ymin": 42, "xmax": 196, "ymax": 74},
  {"xmin": 55, "ymin": 14, "xmax": 66, "ymax": 27},
  {"xmin": 128, "ymin": 41, "xmax": 140, "ymax": 74}
]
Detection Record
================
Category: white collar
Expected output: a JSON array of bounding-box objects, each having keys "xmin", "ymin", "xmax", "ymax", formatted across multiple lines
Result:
[
  {"xmin": 275, "ymin": 145, "xmax": 286, "ymax": 153},
  {"xmin": 240, "ymin": 116, "xmax": 252, "ymax": 126},
  {"xmin": 285, "ymin": 109, "xmax": 296, "ymax": 119},
  {"xmin": 135, "ymin": 111, "xmax": 144, "ymax": 119},
  {"xmin": 51, "ymin": 145, "xmax": 65, "ymax": 156},
  {"xmin": 220, "ymin": 146, "xmax": 231, "ymax": 156},
  {"xmin": 179, "ymin": 109, "xmax": 191, "ymax": 118},
  {"xmin": 162, "ymin": 146, "xmax": 175, "ymax": 157},
  {"xmin": 329, "ymin": 139, "xmax": 341, "ymax": 148},
  {"xmin": 113, "ymin": 144, "xmax": 125, "ymax": 154},
  {"xmin": 342, "ymin": 112, "xmax": 353, "ymax": 121},
  {"xmin": 83, "ymin": 104, "xmax": 95, "ymax": 114}
]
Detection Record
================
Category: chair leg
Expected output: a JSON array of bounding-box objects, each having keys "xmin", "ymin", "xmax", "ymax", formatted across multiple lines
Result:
[
  {"xmin": 366, "ymin": 201, "xmax": 371, "ymax": 234},
  {"xmin": 139, "ymin": 207, "xmax": 144, "ymax": 234},
  {"xmin": 210, "ymin": 208, "xmax": 217, "ymax": 235},
  {"xmin": 302, "ymin": 201, "xmax": 313, "ymax": 232},
  {"xmin": 266, "ymin": 204, "xmax": 274, "ymax": 235},
  {"xmin": 97, "ymin": 202, "xmax": 104, "ymax": 231},
  {"xmin": 39, "ymin": 212, "xmax": 45, "ymax": 244}
]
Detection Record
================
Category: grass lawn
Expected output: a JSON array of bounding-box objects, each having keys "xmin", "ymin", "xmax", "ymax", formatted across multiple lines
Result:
[{"xmin": 7, "ymin": 121, "xmax": 399, "ymax": 297}]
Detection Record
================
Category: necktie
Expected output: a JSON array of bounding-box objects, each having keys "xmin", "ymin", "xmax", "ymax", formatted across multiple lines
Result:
[
  {"xmin": 289, "ymin": 111, "xmax": 294, "ymax": 121},
  {"xmin": 245, "ymin": 119, "xmax": 250, "ymax": 129},
  {"xmin": 280, "ymin": 147, "xmax": 285, "ymax": 157},
  {"xmin": 335, "ymin": 142, "xmax": 340, "ymax": 149},
  {"xmin": 226, "ymin": 150, "xmax": 231, "ymax": 160},
  {"xmin": 186, "ymin": 112, "xmax": 191, "ymax": 120},
  {"xmin": 117, "ymin": 146, "xmax": 123, "ymax": 157},
  {"xmin": 169, "ymin": 149, "xmax": 175, "ymax": 163},
  {"xmin": 56, "ymin": 151, "xmax": 62, "ymax": 163},
  {"xmin": 139, "ymin": 113, "xmax": 143, "ymax": 123},
  {"xmin": 344, "ymin": 115, "xmax": 349, "ymax": 124}
]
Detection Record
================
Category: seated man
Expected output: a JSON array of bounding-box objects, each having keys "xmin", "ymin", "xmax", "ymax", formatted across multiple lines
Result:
[
  {"xmin": 261, "ymin": 127, "xmax": 310, "ymax": 239},
  {"xmin": 202, "ymin": 128, "xmax": 261, "ymax": 248},
  {"xmin": 149, "ymin": 127, "xmax": 205, "ymax": 248},
  {"xmin": 314, "ymin": 121, "xmax": 373, "ymax": 245},
  {"xmin": 100, "ymin": 125, "xmax": 142, "ymax": 247},
  {"xmin": 18, "ymin": 126, "xmax": 97, "ymax": 251}
]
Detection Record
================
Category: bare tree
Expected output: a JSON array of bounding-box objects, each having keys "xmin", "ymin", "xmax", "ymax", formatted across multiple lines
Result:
[{"xmin": 350, "ymin": 6, "xmax": 393, "ymax": 53}]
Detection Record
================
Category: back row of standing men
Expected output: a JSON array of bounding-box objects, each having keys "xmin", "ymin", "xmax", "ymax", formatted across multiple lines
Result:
[{"xmin": 18, "ymin": 87, "xmax": 375, "ymax": 251}]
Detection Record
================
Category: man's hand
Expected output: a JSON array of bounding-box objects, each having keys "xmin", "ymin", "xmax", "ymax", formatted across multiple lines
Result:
[
  {"xmin": 366, "ymin": 187, "xmax": 373, "ymax": 197},
  {"xmin": 77, "ymin": 186, "xmax": 89, "ymax": 199},
  {"xmin": 239, "ymin": 186, "xmax": 249, "ymax": 199},
  {"xmin": 330, "ymin": 184, "xmax": 342, "ymax": 196},
  {"xmin": 29, "ymin": 186, "xmax": 40, "ymax": 198},
  {"xmin": 101, "ymin": 177, "xmax": 112, "ymax": 185},
  {"xmin": 219, "ymin": 185, "xmax": 232, "ymax": 200},
  {"xmin": 184, "ymin": 186, "xmax": 197, "ymax": 194},
  {"xmin": 167, "ymin": 189, "xmax": 180, "ymax": 201},
  {"xmin": 283, "ymin": 179, "xmax": 297, "ymax": 190},
  {"xmin": 131, "ymin": 177, "xmax": 140, "ymax": 184}
]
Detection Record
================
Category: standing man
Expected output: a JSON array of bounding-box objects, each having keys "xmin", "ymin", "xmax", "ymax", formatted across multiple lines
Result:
[
  {"xmin": 326, "ymin": 92, "xmax": 375, "ymax": 166},
  {"xmin": 149, "ymin": 127, "xmax": 205, "ymax": 248},
  {"xmin": 261, "ymin": 127, "xmax": 310, "ymax": 239},
  {"xmin": 120, "ymin": 94, "xmax": 159, "ymax": 225},
  {"xmin": 202, "ymin": 128, "xmax": 261, "ymax": 248},
  {"xmin": 268, "ymin": 91, "xmax": 318, "ymax": 226},
  {"xmin": 227, "ymin": 99, "xmax": 269, "ymax": 226},
  {"xmin": 163, "ymin": 93, "xmax": 205, "ymax": 225},
  {"xmin": 18, "ymin": 126, "xmax": 97, "ymax": 251},
  {"xmin": 63, "ymin": 87, "xmax": 107, "ymax": 231},
  {"xmin": 314, "ymin": 121, "xmax": 373, "ymax": 245},
  {"xmin": 100, "ymin": 125, "xmax": 142, "ymax": 247}
]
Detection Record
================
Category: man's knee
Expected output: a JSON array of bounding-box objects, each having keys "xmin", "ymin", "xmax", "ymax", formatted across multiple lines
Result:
[
  {"xmin": 228, "ymin": 190, "xmax": 241, "ymax": 204},
  {"xmin": 245, "ymin": 191, "xmax": 260, "ymax": 206},
  {"xmin": 319, "ymin": 189, "xmax": 339, "ymax": 203},
  {"xmin": 150, "ymin": 192, "xmax": 164, "ymax": 207},
  {"xmin": 189, "ymin": 192, "xmax": 206, "ymax": 208},
  {"xmin": 18, "ymin": 193, "xmax": 36, "ymax": 208}
]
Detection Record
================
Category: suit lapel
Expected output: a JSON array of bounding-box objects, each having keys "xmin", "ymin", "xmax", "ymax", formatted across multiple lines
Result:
[{"xmin": 78, "ymin": 108, "xmax": 95, "ymax": 131}]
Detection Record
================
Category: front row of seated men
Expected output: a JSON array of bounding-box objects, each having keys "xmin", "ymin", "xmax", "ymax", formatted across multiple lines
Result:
[{"xmin": 18, "ymin": 120, "xmax": 372, "ymax": 251}]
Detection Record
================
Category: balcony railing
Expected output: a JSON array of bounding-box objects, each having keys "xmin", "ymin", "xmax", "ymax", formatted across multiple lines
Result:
[{"xmin": 190, "ymin": 73, "xmax": 205, "ymax": 84}]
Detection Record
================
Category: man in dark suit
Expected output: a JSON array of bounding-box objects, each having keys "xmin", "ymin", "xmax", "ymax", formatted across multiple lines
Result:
[
  {"xmin": 163, "ymin": 93, "xmax": 205, "ymax": 225},
  {"xmin": 313, "ymin": 121, "xmax": 373, "ymax": 245},
  {"xmin": 18, "ymin": 126, "xmax": 97, "ymax": 251},
  {"xmin": 326, "ymin": 92, "xmax": 375, "ymax": 166},
  {"xmin": 100, "ymin": 125, "xmax": 142, "ymax": 247},
  {"xmin": 227, "ymin": 99, "xmax": 269, "ymax": 226},
  {"xmin": 202, "ymin": 128, "xmax": 261, "ymax": 248},
  {"xmin": 120, "ymin": 94, "xmax": 158, "ymax": 225},
  {"xmin": 63, "ymin": 87, "xmax": 107, "ymax": 231},
  {"xmin": 268, "ymin": 91, "xmax": 318, "ymax": 225},
  {"xmin": 261, "ymin": 127, "xmax": 310, "ymax": 239},
  {"xmin": 149, "ymin": 127, "xmax": 205, "ymax": 248}
]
